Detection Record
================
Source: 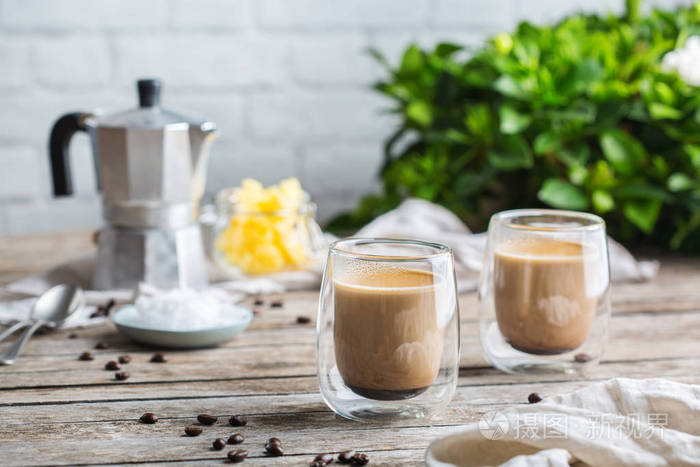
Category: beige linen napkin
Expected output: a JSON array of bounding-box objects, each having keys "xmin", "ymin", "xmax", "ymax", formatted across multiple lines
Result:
[{"xmin": 426, "ymin": 378, "xmax": 700, "ymax": 467}]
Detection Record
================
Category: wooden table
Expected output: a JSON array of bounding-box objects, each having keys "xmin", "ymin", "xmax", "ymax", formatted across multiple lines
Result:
[{"xmin": 1, "ymin": 232, "xmax": 699, "ymax": 466}]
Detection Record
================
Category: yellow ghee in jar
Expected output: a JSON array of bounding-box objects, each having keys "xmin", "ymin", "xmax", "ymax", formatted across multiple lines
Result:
[{"xmin": 215, "ymin": 178, "xmax": 311, "ymax": 275}]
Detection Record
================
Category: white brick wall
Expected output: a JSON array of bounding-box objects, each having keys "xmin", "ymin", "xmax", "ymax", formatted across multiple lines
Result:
[{"xmin": 0, "ymin": 0, "xmax": 686, "ymax": 235}]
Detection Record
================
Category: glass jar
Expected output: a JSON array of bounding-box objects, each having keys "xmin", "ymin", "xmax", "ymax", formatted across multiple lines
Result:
[
  {"xmin": 213, "ymin": 188, "xmax": 324, "ymax": 276},
  {"xmin": 317, "ymin": 238, "xmax": 461, "ymax": 421},
  {"xmin": 479, "ymin": 209, "xmax": 611, "ymax": 374}
]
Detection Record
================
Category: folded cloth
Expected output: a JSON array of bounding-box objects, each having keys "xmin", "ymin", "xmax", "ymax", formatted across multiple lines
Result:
[
  {"xmin": 426, "ymin": 378, "xmax": 700, "ymax": 467},
  {"xmin": 1, "ymin": 199, "xmax": 658, "ymax": 326}
]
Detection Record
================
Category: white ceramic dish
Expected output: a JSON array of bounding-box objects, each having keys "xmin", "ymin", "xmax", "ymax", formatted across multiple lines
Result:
[{"xmin": 112, "ymin": 304, "xmax": 253, "ymax": 349}]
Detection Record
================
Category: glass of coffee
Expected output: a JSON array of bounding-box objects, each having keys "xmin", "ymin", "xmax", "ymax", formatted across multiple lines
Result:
[
  {"xmin": 479, "ymin": 209, "xmax": 611, "ymax": 374},
  {"xmin": 317, "ymin": 238, "xmax": 460, "ymax": 421}
]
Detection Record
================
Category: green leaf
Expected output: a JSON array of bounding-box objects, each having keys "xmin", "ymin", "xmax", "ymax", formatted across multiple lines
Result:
[
  {"xmin": 683, "ymin": 144, "xmax": 700, "ymax": 169},
  {"xmin": 494, "ymin": 75, "xmax": 529, "ymax": 99},
  {"xmin": 537, "ymin": 178, "xmax": 589, "ymax": 210},
  {"xmin": 569, "ymin": 165, "xmax": 589, "ymax": 185},
  {"xmin": 499, "ymin": 105, "xmax": 532, "ymax": 134},
  {"xmin": 434, "ymin": 42, "xmax": 463, "ymax": 58},
  {"xmin": 405, "ymin": 100, "xmax": 433, "ymax": 126},
  {"xmin": 367, "ymin": 47, "xmax": 392, "ymax": 71},
  {"xmin": 613, "ymin": 183, "xmax": 673, "ymax": 202},
  {"xmin": 599, "ymin": 129, "xmax": 647, "ymax": 175},
  {"xmin": 648, "ymin": 102, "xmax": 683, "ymax": 120},
  {"xmin": 623, "ymin": 199, "xmax": 661, "ymax": 234},
  {"xmin": 668, "ymin": 173, "xmax": 696, "ymax": 192},
  {"xmin": 534, "ymin": 131, "xmax": 563, "ymax": 155},
  {"xmin": 399, "ymin": 44, "xmax": 424, "ymax": 75},
  {"xmin": 592, "ymin": 189, "xmax": 615, "ymax": 213},
  {"xmin": 488, "ymin": 135, "xmax": 533, "ymax": 170}
]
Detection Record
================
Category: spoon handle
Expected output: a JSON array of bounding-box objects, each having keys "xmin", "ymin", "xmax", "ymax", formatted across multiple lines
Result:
[
  {"xmin": 0, "ymin": 320, "xmax": 44, "ymax": 365},
  {"xmin": 0, "ymin": 320, "xmax": 31, "ymax": 344}
]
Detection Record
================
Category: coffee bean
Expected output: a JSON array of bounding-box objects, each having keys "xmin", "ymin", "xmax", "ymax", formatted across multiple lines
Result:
[
  {"xmin": 94, "ymin": 341, "xmax": 108, "ymax": 349},
  {"xmin": 114, "ymin": 371, "xmax": 130, "ymax": 381},
  {"xmin": 139, "ymin": 412, "xmax": 158, "ymax": 424},
  {"xmin": 105, "ymin": 360, "xmax": 120, "ymax": 371},
  {"xmin": 253, "ymin": 299, "xmax": 264, "ymax": 306},
  {"xmin": 229, "ymin": 415, "xmax": 247, "ymax": 426},
  {"xmin": 227, "ymin": 449, "xmax": 248, "ymax": 463},
  {"xmin": 78, "ymin": 351, "xmax": 94, "ymax": 361},
  {"xmin": 197, "ymin": 414, "xmax": 217, "ymax": 425},
  {"xmin": 338, "ymin": 450, "xmax": 356, "ymax": 463},
  {"xmin": 574, "ymin": 352, "xmax": 592, "ymax": 363},
  {"xmin": 150, "ymin": 352, "xmax": 167, "ymax": 363},
  {"xmin": 267, "ymin": 437, "xmax": 281, "ymax": 446},
  {"xmin": 118, "ymin": 355, "xmax": 132, "ymax": 364},
  {"xmin": 68, "ymin": 333, "xmax": 78, "ymax": 339},
  {"xmin": 90, "ymin": 308, "xmax": 107, "ymax": 319},
  {"xmin": 213, "ymin": 438, "xmax": 227, "ymax": 450},
  {"xmin": 528, "ymin": 392, "xmax": 542, "ymax": 403},
  {"xmin": 265, "ymin": 443, "xmax": 284, "ymax": 456},
  {"xmin": 351, "ymin": 453, "xmax": 369, "ymax": 465},
  {"xmin": 184, "ymin": 426, "xmax": 202, "ymax": 436},
  {"xmin": 228, "ymin": 433, "xmax": 244, "ymax": 444},
  {"xmin": 296, "ymin": 315, "xmax": 311, "ymax": 324},
  {"xmin": 314, "ymin": 453, "xmax": 334, "ymax": 463},
  {"xmin": 270, "ymin": 301, "xmax": 283, "ymax": 308}
]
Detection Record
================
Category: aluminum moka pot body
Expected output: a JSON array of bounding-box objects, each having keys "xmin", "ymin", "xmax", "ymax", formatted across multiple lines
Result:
[{"xmin": 48, "ymin": 79, "xmax": 216, "ymax": 290}]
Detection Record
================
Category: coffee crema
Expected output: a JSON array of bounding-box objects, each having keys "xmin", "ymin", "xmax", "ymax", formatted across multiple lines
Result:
[
  {"xmin": 333, "ymin": 268, "xmax": 445, "ymax": 400},
  {"xmin": 493, "ymin": 238, "xmax": 598, "ymax": 354}
]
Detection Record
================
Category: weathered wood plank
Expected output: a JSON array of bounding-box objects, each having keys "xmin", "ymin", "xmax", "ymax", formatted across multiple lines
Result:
[
  {"xmin": 1, "ymin": 357, "xmax": 698, "ymax": 407},
  {"xmin": 2, "ymin": 311, "xmax": 699, "ymax": 390}
]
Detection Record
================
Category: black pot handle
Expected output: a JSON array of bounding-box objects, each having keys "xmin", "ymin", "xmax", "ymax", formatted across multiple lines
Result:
[{"xmin": 48, "ymin": 112, "xmax": 91, "ymax": 196}]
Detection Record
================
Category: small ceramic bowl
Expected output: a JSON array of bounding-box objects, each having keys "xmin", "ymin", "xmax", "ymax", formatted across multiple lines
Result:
[{"xmin": 112, "ymin": 304, "xmax": 253, "ymax": 349}]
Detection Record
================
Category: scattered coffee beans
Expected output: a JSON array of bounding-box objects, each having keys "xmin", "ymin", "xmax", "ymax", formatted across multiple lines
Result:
[
  {"xmin": 314, "ymin": 453, "xmax": 334, "ymax": 464},
  {"xmin": 351, "ymin": 453, "xmax": 369, "ymax": 465},
  {"xmin": 118, "ymin": 355, "xmax": 132, "ymax": 364},
  {"xmin": 78, "ymin": 351, "xmax": 94, "ymax": 361},
  {"xmin": 184, "ymin": 426, "xmax": 202, "ymax": 436},
  {"xmin": 528, "ymin": 392, "xmax": 542, "ymax": 403},
  {"xmin": 197, "ymin": 414, "xmax": 217, "ymax": 425},
  {"xmin": 270, "ymin": 301, "xmax": 283, "ymax": 308},
  {"xmin": 267, "ymin": 437, "xmax": 281, "ymax": 446},
  {"xmin": 150, "ymin": 352, "xmax": 167, "ymax": 363},
  {"xmin": 265, "ymin": 443, "xmax": 284, "ymax": 456},
  {"xmin": 338, "ymin": 450, "xmax": 356, "ymax": 463},
  {"xmin": 227, "ymin": 449, "xmax": 248, "ymax": 463},
  {"xmin": 114, "ymin": 371, "xmax": 130, "ymax": 381},
  {"xmin": 228, "ymin": 433, "xmax": 244, "ymax": 444},
  {"xmin": 94, "ymin": 341, "xmax": 108, "ymax": 349},
  {"xmin": 68, "ymin": 333, "xmax": 78, "ymax": 339},
  {"xmin": 139, "ymin": 413, "xmax": 158, "ymax": 424},
  {"xmin": 229, "ymin": 415, "xmax": 247, "ymax": 426},
  {"xmin": 574, "ymin": 352, "xmax": 592, "ymax": 363},
  {"xmin": 212, "ymin": 438, "xmax": 226, "ymax": 450},
  {"xmin": 296, "ymin": 315, "xmax": 311, "ymax": 324},
  {"xmin": 105, "ymin": 361, "xmax": 120, "ymax": 371},
  {"xmin": 253, "ymin": 299, "xmax": 264, "ymax": 306}
]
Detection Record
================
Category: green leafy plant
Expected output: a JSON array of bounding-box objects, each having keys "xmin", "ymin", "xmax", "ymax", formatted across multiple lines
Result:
[{"xmin": 329, "ymin": 0, "xmax": 700, "ymax": 251}]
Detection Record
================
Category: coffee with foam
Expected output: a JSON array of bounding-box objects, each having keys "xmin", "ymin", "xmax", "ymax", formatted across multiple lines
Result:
[
  {"xmin": 333, "ymin": 268, "xmax": 445, "ymax": 400},
  {"xmin": 493, "ymin": 238, "xmax": 597, "ymax": 354}
]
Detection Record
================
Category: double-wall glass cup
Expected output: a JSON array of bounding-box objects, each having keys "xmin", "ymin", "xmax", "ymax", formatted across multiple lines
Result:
[
  {"xmin": 479, "ymin": 209, "xmax": 611, "ymax": 374},
  {"xmin": 317, "ymin": 238, "xmax": 460, "ymax": 421}
]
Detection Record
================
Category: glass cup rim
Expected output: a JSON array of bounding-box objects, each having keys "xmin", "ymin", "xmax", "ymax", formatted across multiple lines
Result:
[
  {"xmin": 330, "ymin": 237, "xmax": 452, "ymax": 262},
  {"xmin": 493, "ymin": 209, "xmax": 605, "ymax": 232}
]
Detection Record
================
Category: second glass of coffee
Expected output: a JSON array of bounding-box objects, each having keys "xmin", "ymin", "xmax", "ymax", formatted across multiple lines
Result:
[{"xmin": 317, "ymin": 238, "xmax": 460, "ymax": 421}]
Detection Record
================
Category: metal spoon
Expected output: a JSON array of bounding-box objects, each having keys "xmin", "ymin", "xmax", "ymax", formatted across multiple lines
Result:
[{"xmin": 0, "ymin": 285, "xmax": 84, "ymax": 365}]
